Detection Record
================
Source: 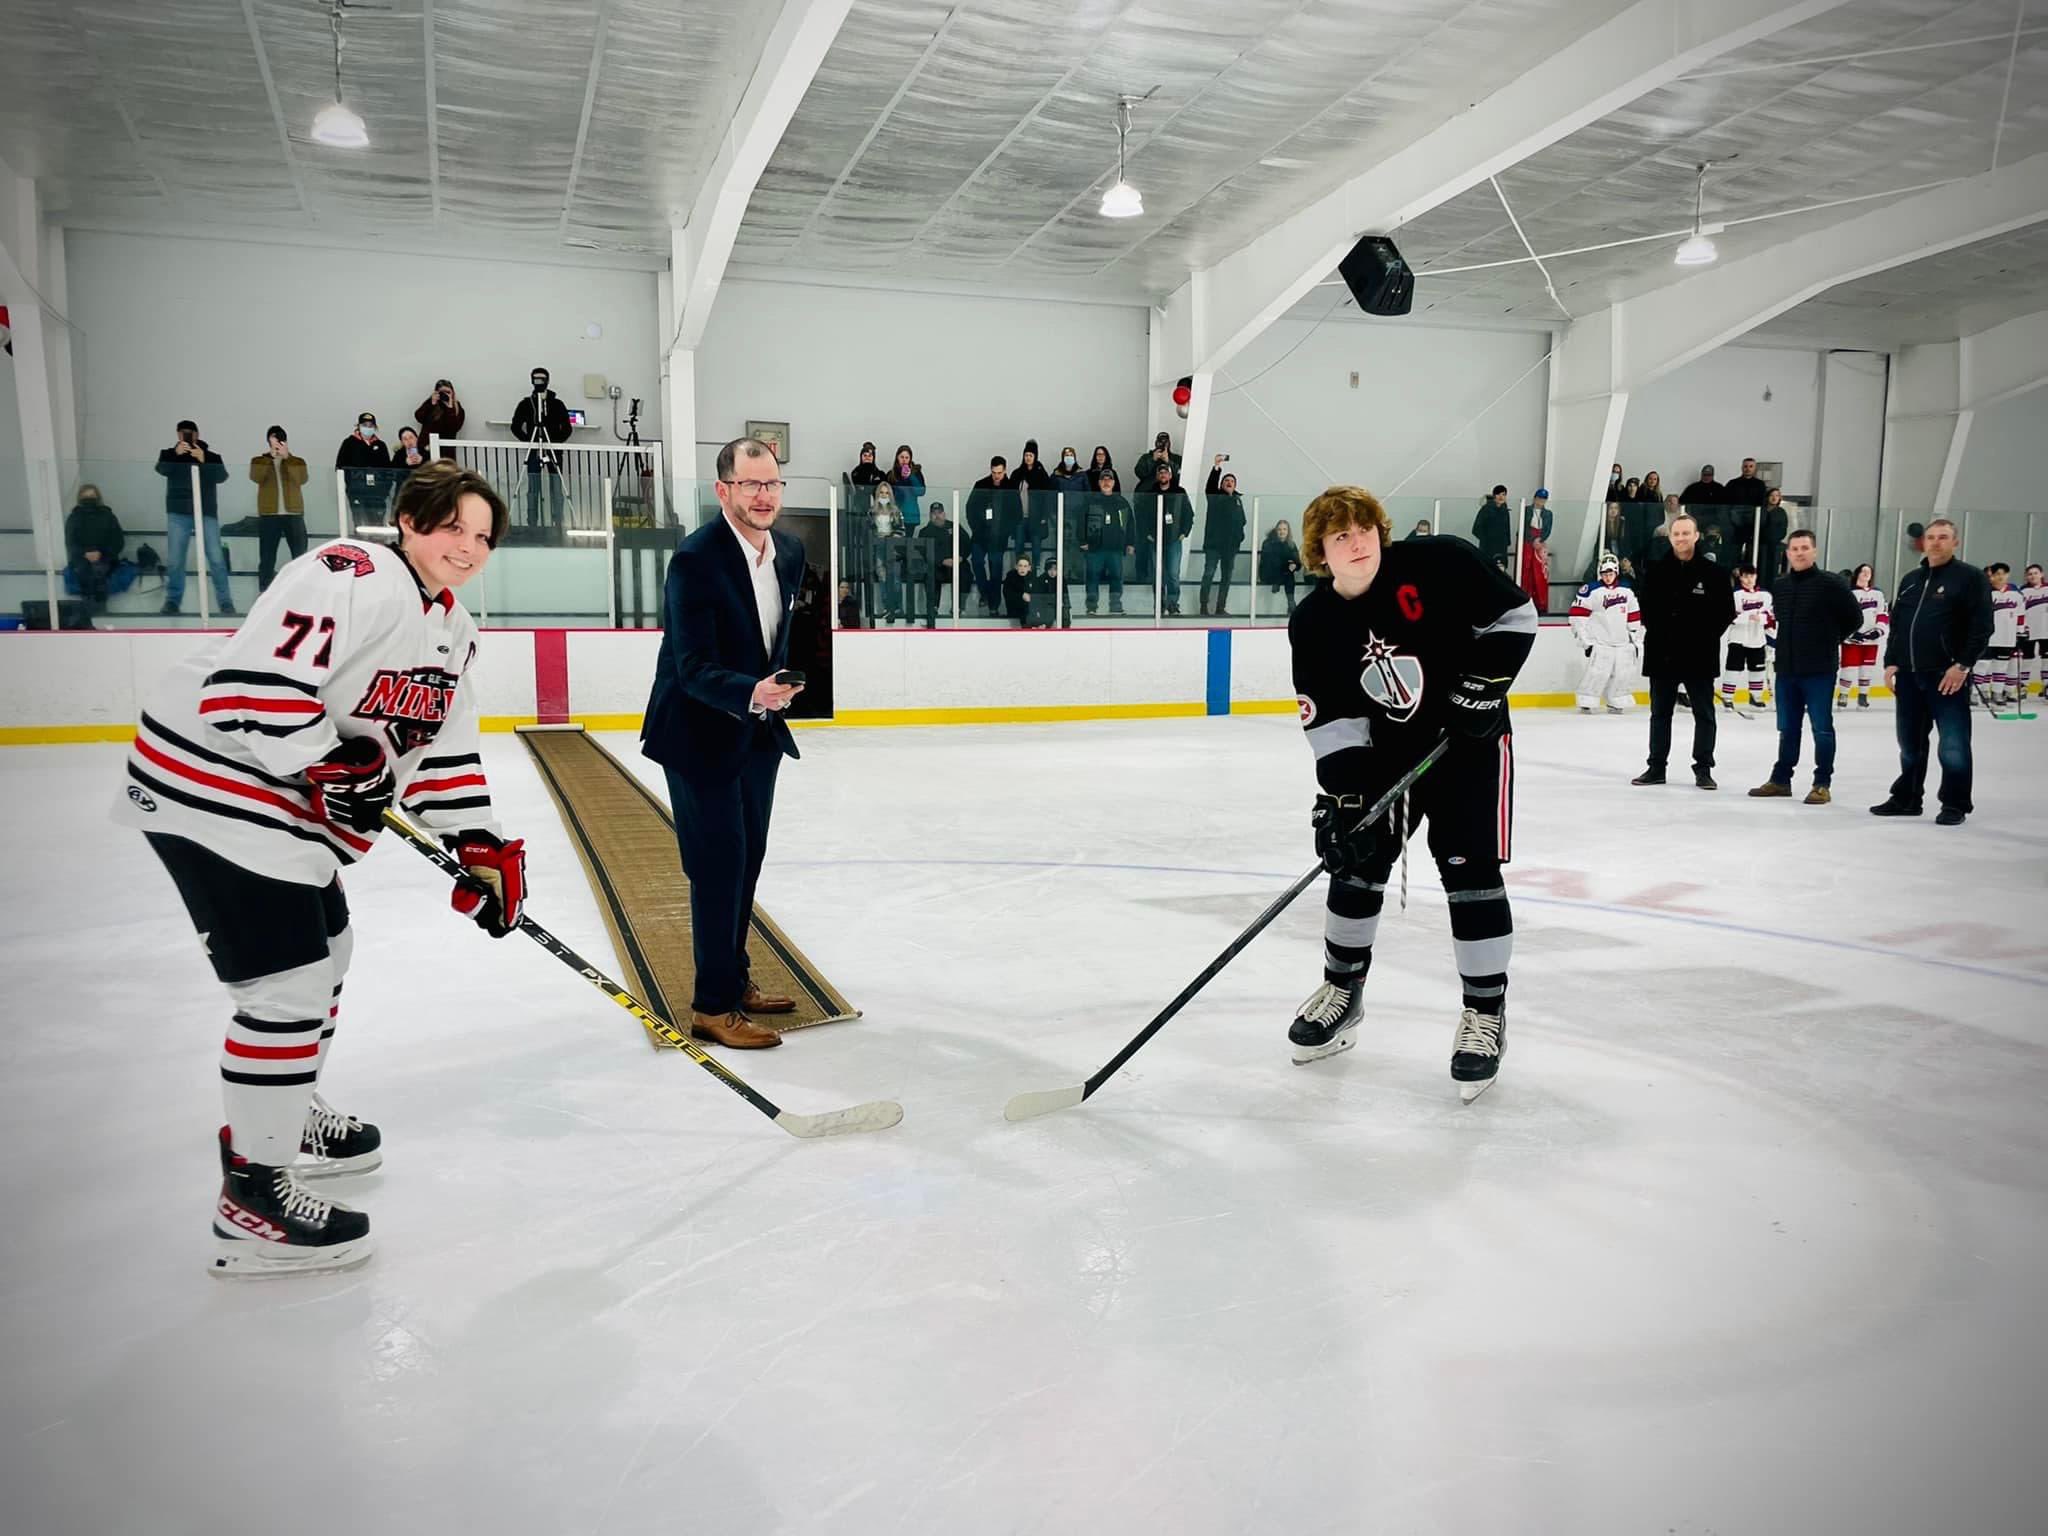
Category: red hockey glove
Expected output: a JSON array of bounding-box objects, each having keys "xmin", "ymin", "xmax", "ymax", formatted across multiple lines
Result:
[
  {"xmin": 444, "ymin": 830, "xmax": 526, "ymax": 938},
  {"xmin": 305, "ymin": 736, "xmax": 395, "ymax": 833}
]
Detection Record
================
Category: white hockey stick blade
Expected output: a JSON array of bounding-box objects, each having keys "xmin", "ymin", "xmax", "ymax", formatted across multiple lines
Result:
[
  {"xmin": 773, "ymin": 1099, "xmax": 904, "ymax": 1139},
  {"xmin": 1003, "ymin": 1084, "xmax": 1087, "ymax": 1122}
]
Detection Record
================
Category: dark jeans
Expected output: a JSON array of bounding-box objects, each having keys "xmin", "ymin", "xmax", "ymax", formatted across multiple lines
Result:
[
  {"xmin": 1199, "ymin": 551, "xmax": 1237, "ymax": 614},
  {"xmin": 969, "ymin": 546, "xmax": 1004, "ymax": 611},
  {"xmin": 1162, "ymin": 536, "xmax": 1184, "ymax": 608},
  {"xmin": 1646, "ymin": 673, "xmax": 1718, "ymax": 772},
  {"xmin": 1084, "ymin": 549, "xmax": 1124, "ymax": 607},
  {"xmin": 1771, "ymin": 671, "xmax": 1838, "ymax": 786},
  {"xmin": 1890, "ymin": 669, "xmax": 1973, "ymax": 813},
  {"xmin": 257, "ymin": 514, "xmax": 308, "ymax": 590},
  {"xmin": 526, "ymin": 467, "xmax": 564, "ymax": 527},
  {"xmin": 664, "ymin": 750, "xmax": 781, "ymax": 1016}
]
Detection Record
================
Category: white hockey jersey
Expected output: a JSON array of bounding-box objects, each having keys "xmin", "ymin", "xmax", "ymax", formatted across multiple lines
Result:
[
  {"xmin": 1728, "ymin": 588, "xmax": 1775, "ymax": 648},
  {"xmin": 113, "ymin": 538, "xmax": 498, "ymax": 886},
  {"xmin": 1850, "ymin": 585, "xmax": 1889, "ymax": 644},
  {"xmin": 1568, "ymin": 580, "xmax": 1641, "ymax": 646},
  {"xmin": 1989, "ymin": 585, "xmax": 2023, "ymax": 648},
  {"xmin": 2022, "ymin": 580, "xmax": 2048, "ymax": 640}
]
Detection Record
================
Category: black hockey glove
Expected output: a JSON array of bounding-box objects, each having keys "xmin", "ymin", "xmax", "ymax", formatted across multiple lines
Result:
[
  {"xmin": 1312, "ymin": 793, "xmax": 1383, "ymax": 881},
  {"xmin": 444, "ymin": 830, "xmax": 528, "ymax": 938},
  {"xmin": 1446, "ymin": 672, "xmax": 1513, "ymax": 739},
  {"xmin": 305, "ymin": 736, "xmax": 395, "ymax": 833}
]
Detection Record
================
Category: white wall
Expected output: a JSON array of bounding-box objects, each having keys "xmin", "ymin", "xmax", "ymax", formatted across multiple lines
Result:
[
  {"xmin": 694, "ymin": 278, "xmax": 1150, "ymax": 499},
  {"xmin": 64, "ymin": 229, "xmax": 661, "ymax": 475},
  {"xmin": 1620, "ymin": 344, "xmax": 1824, "ymax": 497},
  {"xmin": 1204, "ymin": 315, "xmax": 1549, "ymax": 507},
  {"xmin": 1814, "ymin": 351, "xmax": 1887, "ymax": 518},
  {"xmin": 1949, "ymin": 388, "xmax": 2048, "ymax": 518}
]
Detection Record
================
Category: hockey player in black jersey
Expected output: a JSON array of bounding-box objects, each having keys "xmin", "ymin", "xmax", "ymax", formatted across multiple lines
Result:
[{"xmin": 1287, "ymin": 486, "xmax": 1537, "ymax": 1100}]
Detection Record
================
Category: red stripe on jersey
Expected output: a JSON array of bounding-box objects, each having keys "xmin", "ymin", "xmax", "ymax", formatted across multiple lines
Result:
[
  {"xmin": 1568, "ymin": 605, "xmax": 1591, "ymax": 617},
  {"xmin": 403, "ymin": 772, "xmax": 487, "ymax": 796},
  {"xmin": 132, "ymin": 737, "xmax": 374, "ymax": 852},
  {"xmin": 223, "ymin": 1039, "xmax": 320, "ymax": 1060},
  {"xmin": 198, "ymin": 695, "xmax": 325, "ymax": 715}
]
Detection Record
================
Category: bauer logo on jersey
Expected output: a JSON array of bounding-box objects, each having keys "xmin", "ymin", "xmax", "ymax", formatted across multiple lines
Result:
[
  {"xmin": 319, "ymin": 543, "xmax": 378, "ymax": 577},
  {"xmin": 1358, "ymin": 631, "xmax": 1424, "ymax": 720},
  {"xmin": 351, "ymin": 665, "xmax": 460, "ymax": 755}
]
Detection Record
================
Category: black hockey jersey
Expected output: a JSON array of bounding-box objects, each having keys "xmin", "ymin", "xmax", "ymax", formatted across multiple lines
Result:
[{"xmin": 1290, "ymin": 536, "xmax": 1537, "ymax": 801}]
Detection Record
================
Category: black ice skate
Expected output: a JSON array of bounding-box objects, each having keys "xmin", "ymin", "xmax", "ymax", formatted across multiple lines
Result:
[
  {"xmin": 299, "ymin": 1092, "xmax": 383, "ymax": 1179},
  {"xmin": 1289, "ymin": 980, "xmax": 1364, "ymax": 1064},
  {"xmin": 212, "ymin": 1127, "xmax": 374, "ymax": 1279},
  {"xmin": 1451, "ymin": 1007, "xmax": 1506, "ymax": 1103}
]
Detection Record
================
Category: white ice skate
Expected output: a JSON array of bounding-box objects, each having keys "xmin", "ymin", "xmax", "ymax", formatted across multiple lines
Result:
[
  {"xmin": 1451, "ymin": 1007, "xmax": 1505, "ymax": 1103},
  {"xmin": 1289, "ymin": 980, "xmax": 1364, "ymax": 1065}
]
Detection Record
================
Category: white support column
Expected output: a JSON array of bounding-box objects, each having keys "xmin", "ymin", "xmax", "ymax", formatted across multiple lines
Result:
[
  {"xmin": 0, "ymin": 169, "xmax": 63, "ymax": 573},
  {"xmin": 661, "ymin": 233, "xmax": 697, "ymax": 523}
]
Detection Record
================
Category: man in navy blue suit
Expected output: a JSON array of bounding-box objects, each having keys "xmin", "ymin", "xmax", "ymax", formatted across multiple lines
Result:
[{"xmin": 641, "ymin": 438, "xmax": 807, "ymax": 1049}]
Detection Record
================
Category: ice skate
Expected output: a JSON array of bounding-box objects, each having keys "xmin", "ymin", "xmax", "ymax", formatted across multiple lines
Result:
[
  {"xmin": 298, "ymin": 1092, "xmax": 383, "ymax": 1179},
  {"xmin": 1451, "ymin": 1007, "xmax": 1505, "ymax": 1103},
  {"xmin": 1289, "ymin": 979, "xmax": 1363, "ymax": 1064},
  {"xmin": 211, "ymin": 1127, "xmax": 374, "ymax": 1278}
]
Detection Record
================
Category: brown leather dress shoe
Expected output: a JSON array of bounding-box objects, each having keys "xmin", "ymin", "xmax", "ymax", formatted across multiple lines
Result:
[
  {"xmin": 740, "ymin": 983, "xmax": 796, "ymax": 1015},
  {"xmin": 690, "ymin": 1010, "xmax": 782, "ymax": 1049}
]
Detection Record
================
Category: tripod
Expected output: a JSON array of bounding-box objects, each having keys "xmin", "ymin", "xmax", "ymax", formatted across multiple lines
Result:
[
  {"xmin": 611, "ymin": 395, "xmax": 655, "ymax": 527},
  {"xmin": 521, "ymin": 387, "xmax": 581, "ymax": 535}
]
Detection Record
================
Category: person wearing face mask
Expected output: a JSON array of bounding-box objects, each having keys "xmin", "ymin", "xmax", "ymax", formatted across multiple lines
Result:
[
  {"xmin": 335, "ymin": 412, "xmax": 392, "ymax": 529},
  {"xmin": 158, "ymin": 418, "xmax": 235, "ymax": 615},
  {"xmin": 510, "ymin": 366, "xmax": 573, "ymax": 528},
  {"xmin": 64, "ymin": 483, "xmax": 134, "ymax": 610},
  {"xmin": 248, "ymin": 426, "xmax": 310, "ymax": 591}
]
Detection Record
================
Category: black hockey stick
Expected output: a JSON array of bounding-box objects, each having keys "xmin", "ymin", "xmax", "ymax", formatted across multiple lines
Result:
[
  {"xmin": 1003, "ymin": 735, "xmax": 1452, "ymax": 1122},
  {"xmin": 1972, "ymin": 681, "xmax": 2035, "ymax": 722},
  {"xmin": 381, "ymin": 810, "xmax": 902, "ymax": 1139}
]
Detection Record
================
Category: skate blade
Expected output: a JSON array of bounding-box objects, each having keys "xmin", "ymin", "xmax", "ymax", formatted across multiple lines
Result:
[
  {"xmin": 1457, "ymin": 1076, "xmax": 1497, "ymax": 1104},
  {"xmin": 209, "ymin": 1234, "xmax": 375, "ymax": 1279},
  {"xmin": 1291, "ymin": 1030, "xmax": 1357, "ymax": 1065},
  {"xmin": 296, "ymin": 1150, "xmax": 382, "ymax": 1179}
]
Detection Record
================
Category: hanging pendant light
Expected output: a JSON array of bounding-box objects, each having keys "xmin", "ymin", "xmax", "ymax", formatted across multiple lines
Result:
[
  {"xmin": 311, "ymin": 3, "xmax": 370, "ymax": 148},
  {"xmin": 1673, "ymin": 162, "xmax": 1718, "ymax": 265},
  {"xmin": 1099, "ymin": 97, "xmax": 1143, "ymax": 219}
]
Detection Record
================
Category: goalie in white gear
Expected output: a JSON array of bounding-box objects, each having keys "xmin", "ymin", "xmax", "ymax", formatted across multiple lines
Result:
[{"xmin": 1568, "ymin": 554, "xmax": 1641, "ymax": 712}]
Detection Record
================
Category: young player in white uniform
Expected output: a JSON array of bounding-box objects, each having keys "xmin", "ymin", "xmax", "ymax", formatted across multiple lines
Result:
[
  {"xmin": 2021, "ymin": 563, "xmax": 2048, "ymax": 698},
  {"xmin": 1837, "ymin": 563, "xmax": 1887, "ymax": 708},
  {"xmin": 1287, "ymin": 488, "xmax": 1537, "ymax": 1102},
  {"xmin": 1568, "ymin": 553, "xmax": 1642, "ymax": 712},
  {"xmin": 1721, "ymin": 564, "xmax": 1774, "ymax": 710},
  {"xmin": 112, "ymin": 463, "xmax": 528, "ymax": 1277},
  {"xmin": 1977, "ymin": 562, "xmax": 2023, "ymax": 705}
]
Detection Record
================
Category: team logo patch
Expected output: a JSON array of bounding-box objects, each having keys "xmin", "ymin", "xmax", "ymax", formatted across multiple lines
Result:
[
  {"xmin": 352, "ymin": 666, "xmax": 460, "ymax": 755},
  {"xmin": 127, "ymin": 784, "xmax": 158, "ymax": 812},
  {"xmin": 1297, "ymin": 694, "xmax": 1317, "ymax": 725},
  {"xmin": 319, "ymin": 543, "xmax": 378, "ymax": 577},
  {"xmin": 1359, "ymin": 630, "xmax": 1425, "ymax": 721}
]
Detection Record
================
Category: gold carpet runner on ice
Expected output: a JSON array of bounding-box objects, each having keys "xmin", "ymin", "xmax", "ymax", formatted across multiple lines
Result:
[{"xmin": 517, "ymin": 725, "xmax": 859, "ymax": 1047}]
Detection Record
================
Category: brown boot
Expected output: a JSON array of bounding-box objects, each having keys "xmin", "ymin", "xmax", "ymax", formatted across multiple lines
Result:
[
  {"xmin": 740, "ymin": 983, "xmax": 796, "ymax": 1015},
  {"xmin": 1746, "ymin": 780, "xmax": 1792, "ymax": 798},
  {"xmin": 690, "ymin": 1010, "xmax": 782, "ymax": 1049},
  {"xmin": 1803, "ymin": 785, "xmax": 1831, "ymax": 805}
]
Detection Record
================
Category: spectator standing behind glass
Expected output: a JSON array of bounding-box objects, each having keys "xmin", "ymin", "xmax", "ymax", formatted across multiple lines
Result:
[
  {"xmin": 869, "ymin": 482, "xmax": 905, "ymax": 624},
  {"xmin": 888, "ymin": 444, "xmax": 925, "ymax": 527},
  {"xmin": 1050, "ymin": 446, "xmax": 1090, "ymax": 580},
  {"xmin": 1088, "ymin": 444, "xmax": 1121, "ymax": 493},
  {"xmin": 1651, "ymin": 494, "xmax": 1682, "ymax": 563},
  {"xmin": 1472, "ymin": 484, "xmax": 1512, "ymax": 571},
  {"xmin": 157, "ymin": 418, "xmax": 235, "ymax": 616},
  {"xmin": 390, "ymin": 426, "xmax": 430, "ymax": 512},
  {"xmin": 1080, "ymin": 471, "xmax": 1132, "ymax": 616},
  {"xmin": 1406, "ymin": 519, "xmax": 1433, "ymax": 539},
  {"xmin": 248, "ymin": 426, "xmax": 309, "ymax": 592},
  {"xmin": 1755, "ymin": 485, "xmax": 1789, "ymax": 578},
  {"xmin": 847, "ymin": 441, "xmax": 886, "ymax": 519},
  {"xmin": 65, "ymin": 484, "xmax": 134, "ymax": 609},
  {"xmin": 1873, "ymin": 518, "xmax": 1993, "ymax": 826},
  {"xmin": 1012, "ymin": 439, "xmax": 1052, "ymax": 571},
  {"xmin": 1132, "ymin": 430, "xmax": 1181, "ymax": 489},
  {"xmin": 1632, "ymin": 512, "xmax": 1735, "ymax": 790},
  {"xmin": 1200, "ymin": 456, "xmax": 1246, "ymax": 618},
  {"xmin": 965, "ymin": 457, "xmax": 1012, "ymax": 615},
  {"xmin": 335, "ymin": 411, "xmax": 391, "ymax": 531},
  {"xmin": 1621, "ymin": 476, "xmax": 1643, "ymax": 504},
  {"xmin": 1606, "ymin": 464, "xmax": 1626, "ymax": 503},
  {"xmin": 1259, "ymin": 519, "xmax": 1301, "ymax": 613},
  {"xmin": 1131, "ymin": 432, "xmax": 1180, "ymax": 583},
  {"xmin": 1139, "ymin": 459, "xmax": 1194, "ymax": 616},
  {"xmin": 1747, "ymin": 530, "xmax": 1861, "ymax": 805},
  {"xmin": 1636, "ymin": 470, "xmax": 1663, "ymax": 504},
  {"xmin": 510, "ymin": 365, "xmax": 572, "ymax": 528},
  {"xmin": 414, "ymin": 378, "xmax": 466, "ymax": 459},
  {"xmin": 1519, "ymin": 488, "xmax": 1553, "ymax": 613},
  {"xmin": 1679, "ymin": 462, "xmax": 1728, "ymax": 550},
  {"xmin": 916, "ymin": 502, "xmax": 954, "ymax": 628}
]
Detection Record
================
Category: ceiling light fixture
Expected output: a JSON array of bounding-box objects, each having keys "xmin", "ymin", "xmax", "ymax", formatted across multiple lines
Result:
[
  {"xmin": 311, "ymin": 2, "xmax": 370, "ymax": 148},
  {"xmin": 1099, "ymin": 97, "xmax": 1143, "ymax": 219},
  {"xmin": 1674, "ymin": 161, "xmax": 1719, "ymax": 266}
]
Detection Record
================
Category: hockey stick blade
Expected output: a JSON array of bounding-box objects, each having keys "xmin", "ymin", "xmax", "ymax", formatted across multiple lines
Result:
[
  {"xmin": 775, "ymin": 1100, "xmax": 906, "ymax": 1139},
  {"xmin": 1002, "ymin": 1084, "xmax": 1086, "ymax": 1122}
]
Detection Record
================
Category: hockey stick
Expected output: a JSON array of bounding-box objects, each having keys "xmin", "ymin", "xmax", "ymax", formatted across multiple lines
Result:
[
  {"xmin": 381, "ymin": 810, "xmax": 903, "ymax": 1139},
  {"xmin": 1972, "ymin": 682, "xmax": 2033, "ymax": 722},
  {"xmin": 1003, "ymin": 735, "xmax": 1452, "ymax": 1122}
]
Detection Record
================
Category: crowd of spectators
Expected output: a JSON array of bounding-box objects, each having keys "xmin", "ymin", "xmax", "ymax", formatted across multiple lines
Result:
[{"xmin": 1584, "ymin": 455, "xmax": 1788, "ymax": 587}]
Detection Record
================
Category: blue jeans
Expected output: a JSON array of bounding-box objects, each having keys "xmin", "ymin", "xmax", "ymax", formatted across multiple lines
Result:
[
  {"xmin": 1771, "ymin": 672, "xmax": 1838, "ymax": 786},
  {"xmin": 1084, "ymin": 549, "xmax": 1124, "ymax": 607},
  {"xmin": 164, "ymin": 512, "xmax": 234, "ymax": 611},
  {"xmin": 1162, "ymin": 536, "xmax": 1183, "ymax": 609},
  {"xmin": 1890, "ymin": 669, "xmax": 1973, "ymax": 812}
]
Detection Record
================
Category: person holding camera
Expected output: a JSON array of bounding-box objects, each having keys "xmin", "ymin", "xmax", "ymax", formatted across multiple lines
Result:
[
  {"xmin": 156, "ymin": 418, "xmax": 234, "ymax": 615},
  {"xmin": 414, "ymin": 378, "xmax": 466, "ymax": 459},
  {"xmin": 248, "ymin": 425, "xmax": 309, "ymax": 591},
  {"xmin": 511, "ymin": 365, "xmax": 573, "ymax": 528},
  {"xmin": 1200, "ymin": 455, "xmax": 1247, "ymax": 617}
]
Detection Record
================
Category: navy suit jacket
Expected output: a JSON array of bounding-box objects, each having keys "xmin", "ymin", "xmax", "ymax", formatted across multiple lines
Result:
[{"xmin": 641, "ymin": 516, "xmax": 805, "ymax": 783}]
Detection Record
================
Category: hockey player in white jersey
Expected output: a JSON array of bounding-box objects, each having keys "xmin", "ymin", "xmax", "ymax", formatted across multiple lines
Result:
[
  {"xmin": 2021, "ymin": 563, "xmax": 2047, "ymax": 698},
  {"xmin": 1837, "ymin": 562, "xmax": 1888, "ymax": 709},
  {"xmin": 1721, "ymin": 564, "xmax": 1774, "ymax": 710},
  {"xmin": 1977, "ymin": 562, "xmax": 2023, "ymax": 705},
  {"xmin": 113, "ymin": 462, "xmax": 527, "ymax": 1277},
  {"xmin": 1568, "ymin": 553, "xmax": 1641, "ymax": 712}
]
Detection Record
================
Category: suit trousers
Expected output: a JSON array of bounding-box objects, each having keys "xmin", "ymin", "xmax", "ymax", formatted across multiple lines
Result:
[
  {"xmin": 1645, "ymin": 673, "xmax": 1718, "ymax": 772},
  {"xmin": 665, "ymin": 747, "xmax": 782, "ymax": 1015}
]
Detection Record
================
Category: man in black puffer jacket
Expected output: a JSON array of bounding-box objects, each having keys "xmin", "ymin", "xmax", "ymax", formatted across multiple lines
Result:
[
  {"xmin": 1633, "ymin": 511, "xmax": 1736, "ymax": 789},
  {"xmin": 1874, "ymin": 517, "xmax": 1994, "ymax": 824},
  {"xmin": 1748, "ymin": 528, "xmax": 1861, "ymax": 803}
]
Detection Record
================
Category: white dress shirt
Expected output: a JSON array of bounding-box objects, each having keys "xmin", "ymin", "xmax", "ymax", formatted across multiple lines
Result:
[{"xmin": 725, "ymin": 512, "xmax": 784, "ymax": 659}]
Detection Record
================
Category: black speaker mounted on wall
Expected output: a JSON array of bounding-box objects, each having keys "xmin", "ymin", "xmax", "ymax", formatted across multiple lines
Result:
[{"xmin": 1337, "ymin": 235, "xmax": 1413, "ymax": 317}]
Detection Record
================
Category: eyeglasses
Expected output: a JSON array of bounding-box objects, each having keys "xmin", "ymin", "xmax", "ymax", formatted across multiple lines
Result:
[{"xmin": 723, "ymin": 478, "xmax": 786, "ymax": 496}]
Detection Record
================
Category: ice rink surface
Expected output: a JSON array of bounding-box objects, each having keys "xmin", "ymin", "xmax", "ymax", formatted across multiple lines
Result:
[{"xmin": 2, "ymin": 705, "xmax": 2045, "ymax": 1536}]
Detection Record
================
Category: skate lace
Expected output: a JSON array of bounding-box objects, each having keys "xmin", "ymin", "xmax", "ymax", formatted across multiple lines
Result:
[
  {"xmin": 1301, "ymin": 982, "xmax": 1353, "ymax": 1026},
  {"xmin": 272, "ymin": 1168, "xmax": 333, "ymax": 1223},
  {"xmin": 1454, "ymin": 1009, "xmax": 1503, "ymax": 1058},
  {"xmin": 306, "ymin": 1092, "xmax": 361, "ymax": 1152}
]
